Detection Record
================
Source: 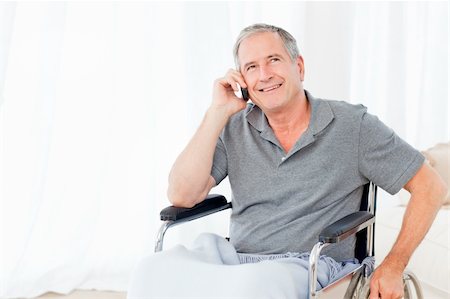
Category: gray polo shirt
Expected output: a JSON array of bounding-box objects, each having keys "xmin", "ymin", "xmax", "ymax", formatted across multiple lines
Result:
[{"xmin": 211, "ymin": 90, "xmax": 424, "ymax": 261}]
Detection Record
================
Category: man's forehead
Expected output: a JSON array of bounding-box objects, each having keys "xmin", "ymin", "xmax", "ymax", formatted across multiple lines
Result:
[{"xmin": 238, "ymin": 32, "xmax": 289, "ymax": 65}]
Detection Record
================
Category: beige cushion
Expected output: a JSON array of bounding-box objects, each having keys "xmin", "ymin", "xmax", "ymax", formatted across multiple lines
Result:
[{"xmin": 398, "ymin": 142, "xmax": 450, "ymax": 206}]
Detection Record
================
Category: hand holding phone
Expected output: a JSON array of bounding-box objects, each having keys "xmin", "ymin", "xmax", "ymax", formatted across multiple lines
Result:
[{"xmin": 212, "ymin": 70, "xmax": 248, "ymax": 118}]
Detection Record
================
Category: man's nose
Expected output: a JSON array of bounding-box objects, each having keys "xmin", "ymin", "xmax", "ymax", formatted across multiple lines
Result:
[{"xmin": 259, "ymin": 65, "xmax": 273, "ymax": 82}]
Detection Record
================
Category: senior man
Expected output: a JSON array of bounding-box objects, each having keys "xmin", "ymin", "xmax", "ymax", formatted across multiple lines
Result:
[{"xmin": 128, "ymin": 24, "xmax": 446, "ymax": 299}]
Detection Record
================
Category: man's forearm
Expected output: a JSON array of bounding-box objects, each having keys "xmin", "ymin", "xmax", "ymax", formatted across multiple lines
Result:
[
  {"xmin": 167, "ymin": 69, "xmax": 248, "ymax": 207},
  {"xmin": 167, "ymin": 108, "xmax": 230, "ymax": 207},
  {"xmin": 384, "ymin": 190, "xmax": 443, "ymax": 269},
  {"xmin": 369, "ymin": 164, "xmax": 447, "ymax": 299},
  {"xmin": 381, "ymin": 163, "xmax": 446, "ymax": 270}
]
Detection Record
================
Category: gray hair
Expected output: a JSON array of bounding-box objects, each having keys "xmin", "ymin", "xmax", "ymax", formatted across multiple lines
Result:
[{"xmin": 233, "ymin": 23, "xmax": 300, "ymax": 70}]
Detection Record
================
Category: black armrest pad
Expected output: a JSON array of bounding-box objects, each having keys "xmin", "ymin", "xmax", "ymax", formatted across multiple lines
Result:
[
  {"xmin": 160, "ymin": 194, "xmax": 230, "ymax": 221},
  {"xmin": 319, "ymin": 211, "xmax": 374, "ymax": 244}
]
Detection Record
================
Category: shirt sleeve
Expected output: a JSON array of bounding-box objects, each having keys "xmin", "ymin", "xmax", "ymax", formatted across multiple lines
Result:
[
  {"xmin": 210, "ymin": 136, "xmax": 228, "ymax": 185},
  {"xmin": 358, "ymin": 112, "xmax": 425, "ymax": 194}
]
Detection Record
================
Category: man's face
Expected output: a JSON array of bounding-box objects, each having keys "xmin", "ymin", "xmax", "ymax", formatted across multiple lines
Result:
[{"xmin": 238, "ymin": 32, "xmax": 305, "ymax": 113}]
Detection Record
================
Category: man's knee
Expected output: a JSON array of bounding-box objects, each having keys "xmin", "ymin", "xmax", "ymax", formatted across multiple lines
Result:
[{"xmin": 230, "ymin": 260, "xmax": 308, "ymax": 298}]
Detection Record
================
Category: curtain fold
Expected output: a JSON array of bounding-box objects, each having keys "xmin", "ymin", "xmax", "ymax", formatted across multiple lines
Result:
[{"xmin": 0, "ymin": 2, "xmax": 447, "ymax": 298}]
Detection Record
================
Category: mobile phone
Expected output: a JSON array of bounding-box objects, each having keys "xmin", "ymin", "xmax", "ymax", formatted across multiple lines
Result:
[
  {"xmin": 241, "ymin": 87, "xmax": 249, "ymax": 102},
  {"xmin": 235, "ymin": 83, "xmax": 249, "ymax": 102}
]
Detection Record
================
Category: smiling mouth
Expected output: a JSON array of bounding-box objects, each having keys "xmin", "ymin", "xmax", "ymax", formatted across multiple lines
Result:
[{"xmin": 259, "ymin": 84, "xmax": 282, "ymax": 92}]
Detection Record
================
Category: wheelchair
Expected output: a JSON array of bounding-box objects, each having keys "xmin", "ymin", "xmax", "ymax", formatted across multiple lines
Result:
[{"xmin": 155, "ymin": 182, "xmax": 424, "ymax": 299}]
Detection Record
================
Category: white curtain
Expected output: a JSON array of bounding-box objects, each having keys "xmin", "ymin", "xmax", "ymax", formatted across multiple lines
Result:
[{"xmin": 0, "ymin": 2, "xmax": 447, "ymax": 298}]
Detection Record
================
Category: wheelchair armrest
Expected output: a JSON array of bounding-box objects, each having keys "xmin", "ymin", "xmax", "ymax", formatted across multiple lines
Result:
[
  {"xmin": 319, "ymin": 211, "xmax": 374, "ymax": 244},
  {"xmin": 160, "ymin": 194, "xmax": 231, "ymax": 222}
]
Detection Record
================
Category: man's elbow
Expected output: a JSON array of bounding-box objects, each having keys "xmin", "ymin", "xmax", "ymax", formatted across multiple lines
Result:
[
  {"xmin": 167, "ymin": 176, "xmax": 215, "ymax": 208},
  {"xmin": 167, "ymin": 185, "xmax": 199, "ymax": 208}
]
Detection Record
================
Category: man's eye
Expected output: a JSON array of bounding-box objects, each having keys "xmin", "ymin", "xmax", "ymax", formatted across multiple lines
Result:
[
  {"xmin": 247, "ymin": 65, "xmax": 256, "ymax": 71},
  {"xmin": 270, "ymin": 58, "xmax": 280, "ymax": 62}
]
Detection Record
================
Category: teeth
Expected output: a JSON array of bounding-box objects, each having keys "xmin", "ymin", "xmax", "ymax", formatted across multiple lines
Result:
[{"xmin": 261, "ymin": 84, "xmax": 281, "ymax": 92}]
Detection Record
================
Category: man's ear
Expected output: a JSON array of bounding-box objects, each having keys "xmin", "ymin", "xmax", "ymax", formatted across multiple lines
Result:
[{"xmin": 296, "ymin": 55, "xmax": 305, "ymax": 81}]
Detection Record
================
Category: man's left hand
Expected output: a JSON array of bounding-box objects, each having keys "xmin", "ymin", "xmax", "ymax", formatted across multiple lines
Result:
[{"xmin": 369, "ymin": 259, "xmax": 404, "ymax": 299}]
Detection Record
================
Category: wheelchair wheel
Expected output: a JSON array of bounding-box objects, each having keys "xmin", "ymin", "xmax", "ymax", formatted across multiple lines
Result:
[{"xmin": 403, "ymin": 270, "xmax": 424, "ymax": 299}]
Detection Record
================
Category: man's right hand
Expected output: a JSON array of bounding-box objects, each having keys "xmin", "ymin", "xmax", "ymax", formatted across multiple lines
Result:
[{"xmin": 210, "ymin": 69, "xmax": 248, "ymax": 119}]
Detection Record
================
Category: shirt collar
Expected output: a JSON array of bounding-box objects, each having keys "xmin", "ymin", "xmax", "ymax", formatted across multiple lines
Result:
[{"xmin": 245, "ymin": 90, "xmax": 334, "ymax": 136}]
